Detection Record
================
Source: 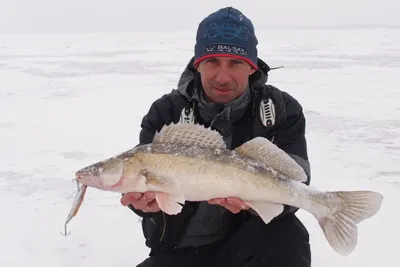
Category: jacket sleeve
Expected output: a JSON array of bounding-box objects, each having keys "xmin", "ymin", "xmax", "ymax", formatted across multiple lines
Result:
[
  {"xmin": 125, "ymin": 93, "xmax": 179, "ymax": 218},
  {"xmin": 272, "ymin": 91, "xmax": 311, "ymax": 218}
]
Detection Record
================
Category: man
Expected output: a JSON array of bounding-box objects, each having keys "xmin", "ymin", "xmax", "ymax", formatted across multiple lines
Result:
[{"xmin": 121, "ymin": 6, "xmax": 312, "ymax": 267}]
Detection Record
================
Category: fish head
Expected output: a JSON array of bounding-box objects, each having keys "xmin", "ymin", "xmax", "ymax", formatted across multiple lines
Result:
[{"xmin": 75, "ymin": 156, "xmax": 124, "ymax": 190}]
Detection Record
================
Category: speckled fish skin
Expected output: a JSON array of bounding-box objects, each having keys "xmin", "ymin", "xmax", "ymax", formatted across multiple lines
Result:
[{"xmin": 75, "ymin": 122, "xmax": 383, "ymax": 257}]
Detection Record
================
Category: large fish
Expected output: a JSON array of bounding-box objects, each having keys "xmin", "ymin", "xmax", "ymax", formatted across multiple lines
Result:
[{"xmin": 70, "ymin": 122, "xmax": 383, "ymax": 256}]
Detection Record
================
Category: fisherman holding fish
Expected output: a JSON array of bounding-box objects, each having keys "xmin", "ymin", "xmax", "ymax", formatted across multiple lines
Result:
[
  {"xmin": 122, "ymin": 7, "xmax": 313, "ymax": 267},
  {"xmin": 66, "ymin": 6, "xmax": 383, "ymax": 267}
]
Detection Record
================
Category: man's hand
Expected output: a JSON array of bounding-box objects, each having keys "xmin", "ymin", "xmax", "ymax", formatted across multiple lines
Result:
[
  {"xmin": 208, "ymin": 197, "xmax": 250, "ymax": 213},
  {"xmin": 121, "ymin": 192, "xmax": 160, "ymax": 213}
]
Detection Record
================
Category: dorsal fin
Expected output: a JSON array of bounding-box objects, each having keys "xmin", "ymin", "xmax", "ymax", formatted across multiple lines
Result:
[
  {"xmin": 153, "ymin": 123, "xmax": 226, "ymax": 149},
  {"xmin": 234, "ymin": 137, "xmax": 307, "ymax": 182}
]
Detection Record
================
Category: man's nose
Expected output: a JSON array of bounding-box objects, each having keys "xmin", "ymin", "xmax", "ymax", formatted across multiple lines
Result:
[{"xmin": 215, "ymin": 69, "xmax": 231, "ymax": 85}]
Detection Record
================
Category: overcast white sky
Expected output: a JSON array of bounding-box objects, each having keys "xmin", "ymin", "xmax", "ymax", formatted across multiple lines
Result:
[{"xmin": 0, "ymin": 0, "xmax": 399, "ymax": 33}]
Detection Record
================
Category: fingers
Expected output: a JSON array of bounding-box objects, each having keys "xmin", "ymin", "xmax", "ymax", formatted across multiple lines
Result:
[
  {"xmin": 120, "ymin": 192, "xmax": 160, "ymax": 213},
  {"xmin": 208, "ymin": 197, "xmax": 249, "ymax": 213},
  {"xmin": 225, "ymin": 202, "xmax": 242, "ymax": 213},
  {"xmin": 120, "ymin": 192, "xmax": 143, "ymax": 206},
  {"xmin": 132, "ymin": 194, "xmax": 154, "ymax": 211},
  {"xmin": 141, "ymin": 192, "xmax": 160, "ymax": 212},
  {"xmin": 208, "ymin": 198, "xmax": 223, "ymax": 205},
  {"xmin": 146, "ymin": 199, "xmax": 161, "ymax": 212},
  {"xmin": 143, "ymin": 192, "xmax": 155, "ymax": 201},
  {"xmin": 122, "ymin": 194, "xmax": 248, "ymax": 214},
  {"xmin": 226, "ymin": 197, "xmax": 249, "ymax": 210}
]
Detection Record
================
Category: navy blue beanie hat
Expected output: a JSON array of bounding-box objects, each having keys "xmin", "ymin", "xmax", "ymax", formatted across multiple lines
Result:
[{"xmin": 194, "ymin": 7, "xmax": 258, "ymax": 70}]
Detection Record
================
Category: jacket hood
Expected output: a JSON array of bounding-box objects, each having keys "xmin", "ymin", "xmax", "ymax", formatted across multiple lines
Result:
[{"xmin": 176, "ymin": 56, "xmax": 271, "ymax": 100}]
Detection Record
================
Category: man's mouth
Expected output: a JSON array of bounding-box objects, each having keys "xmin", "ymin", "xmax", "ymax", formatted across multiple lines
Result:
[{"xmin": 213, "ymin": 87, "xmax": 231, "ymax": 93}]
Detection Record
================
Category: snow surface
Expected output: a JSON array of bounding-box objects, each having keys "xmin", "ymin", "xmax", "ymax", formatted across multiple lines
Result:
[{"xmin": 0, "ymin": 28, "xmax": 399, "ymax": 266}]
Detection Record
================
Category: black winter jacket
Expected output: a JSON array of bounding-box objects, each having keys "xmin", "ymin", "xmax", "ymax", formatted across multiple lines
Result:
[{"xmin": 129, "ymin": 57, "xmax": 311, "ymax": 251}]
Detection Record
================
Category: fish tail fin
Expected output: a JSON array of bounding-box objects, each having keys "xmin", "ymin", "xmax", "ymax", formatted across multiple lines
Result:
[{"xmin": 315, "ymin": 190, "xmax": 383, "ymax": 256}]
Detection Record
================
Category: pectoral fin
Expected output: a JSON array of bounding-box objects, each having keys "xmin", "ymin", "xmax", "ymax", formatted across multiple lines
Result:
[
  {"xmin": 244, "ymin": 201, "xmax": 284, "ymax": 224},
  {"xmin": 155, "ymin": 192, "xmax": 186, "ymax": 215}
]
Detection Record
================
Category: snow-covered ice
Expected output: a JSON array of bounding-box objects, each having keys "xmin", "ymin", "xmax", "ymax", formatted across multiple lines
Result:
[{"xmin": 0, "ymin": 28, "xmax": 399, "ymax": 266}]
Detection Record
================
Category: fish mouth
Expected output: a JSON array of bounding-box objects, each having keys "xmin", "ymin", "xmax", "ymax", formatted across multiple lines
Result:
[
  {"xmin": 75, "ymin": 162, "xmax": 124, "ymax": 191},
  {"xmin": 75, "ymin": 166, "xmax": 107, "ymax": 189},
  {"xmin": 75, "ymin": 173, "xmax": 105, "ymax": 189}
]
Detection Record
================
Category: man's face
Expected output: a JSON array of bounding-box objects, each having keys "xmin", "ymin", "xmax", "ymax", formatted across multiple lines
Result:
[{"xmin": 196, "ymin": 57, "xmax": 256, "ymax": 104}]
